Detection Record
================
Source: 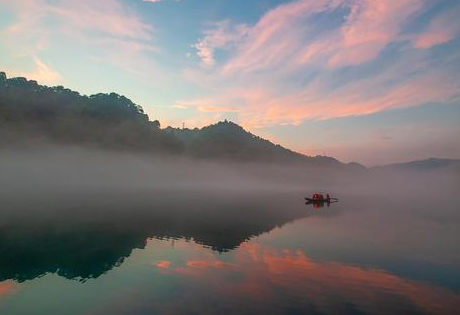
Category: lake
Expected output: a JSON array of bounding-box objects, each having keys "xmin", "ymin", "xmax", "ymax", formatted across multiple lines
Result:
[{"xmin": 0, "ymin": 152, "xmax": 459, "ymax": 314}]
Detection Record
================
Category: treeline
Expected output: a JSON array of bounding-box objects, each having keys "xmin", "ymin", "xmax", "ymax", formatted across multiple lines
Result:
[
  {"xmin": 0, "ymin": 72, "xmax": 353, "ymax": 168},
  {"xmin": 0, "ymin": 72, "xmax": 181, "ymax": 152}
]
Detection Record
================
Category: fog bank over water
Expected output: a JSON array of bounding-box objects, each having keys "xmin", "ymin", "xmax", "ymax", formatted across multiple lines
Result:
[
  {"xmin": 1, "ymin": 146, "xmax": 458, "ymax": 213},
  {"xmin": 1, "ymin": 145, "xmax": 458, "ymax": 189}
]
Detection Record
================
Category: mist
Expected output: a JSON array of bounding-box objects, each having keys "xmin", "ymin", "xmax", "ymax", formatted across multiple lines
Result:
[{"xmin": 1, "ymin": 145, "xmax": 458, "ymax": 218}]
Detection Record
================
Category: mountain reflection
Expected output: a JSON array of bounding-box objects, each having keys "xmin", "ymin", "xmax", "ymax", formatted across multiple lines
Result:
[{"xmin": 0, "ymin": 191, "xmax": 324, "ymax": 282}]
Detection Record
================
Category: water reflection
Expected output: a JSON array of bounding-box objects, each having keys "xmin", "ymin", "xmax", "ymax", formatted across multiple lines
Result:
[
  {"xmin": 305, "ymin": 199, "xmax": 338, "ymax": 208},
  {"xmin": 0, "ymin": 192, "xmax": 317, "ymax": 282},
  {"xmin": 0, "ymin": 281, "xmax": 15, "ymax": 297},
  {"xmin": 147, "ymin": 240, "xmax": 460, "ymax": 315},
  {"xmin": 1, "ymin": 187, "xmax": 459, "ymax": 315}
]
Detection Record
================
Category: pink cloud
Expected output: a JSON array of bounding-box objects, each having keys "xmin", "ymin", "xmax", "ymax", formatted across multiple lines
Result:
[
  {"xmin": 221, "ymin": 0, "xmax": 341, "ymax": 74},
  {"xmin": 181, "ymin": 59, "xmax": 460, "ymax": 129},
  {"xmin": 249, "ymin": 70, "xmax": 460, "ymax": 127},
  {"xmin": 197, "ymin": 105, "xmax": 240, "ymax": 113},
  {"xmin": 414, "ymin": 3, "xmax": 460, "ymax": 49},
  {"xmin": 182, "ymin": 0, "xmax": 460, "ymax": 129},
  {"xmin": 175, "ymin": 99, "xmax": 242, "ymax": 113},
  {"xmin": 327, "ymin": 0, "xmax": 424, "ymax": 67},
  {"xmin": 216, "ymin": 0, "xmax": 425, "ymax": 73}
]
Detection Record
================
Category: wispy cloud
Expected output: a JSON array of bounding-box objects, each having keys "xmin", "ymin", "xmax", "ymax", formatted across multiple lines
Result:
[
  {"xmin": 219, "ymin": 0, "xmax": 426, "ymax": 73},
  {"xmin": 5, "ymin": 0, "xmax": 154, "ymax": 42},
  {"xmin": 194, "ymin": 21, "xmax": 249, "ymax": 67},
  {"xmin": 4, "ymin": 57, "xmax": 62, "ymax": 85},
  {"xmin": 23, "ymin": 57, "xmax": 62, "ymax": 85},
  {"xmin": 413, "ymin": 2, "xmax": 460, "ymax": 49},
  {"xmin": 1, "ymin": 0, "xmax": 157, "ymax": 80},
  {"xmin": 184, "ymin": 0, "xmax": 460, "ymax": 128}
]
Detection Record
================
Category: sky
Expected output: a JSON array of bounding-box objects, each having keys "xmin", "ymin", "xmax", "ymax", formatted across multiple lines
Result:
[{"xmin": 0, "ymin": 0, "xmax": 460, "ymax": 165}]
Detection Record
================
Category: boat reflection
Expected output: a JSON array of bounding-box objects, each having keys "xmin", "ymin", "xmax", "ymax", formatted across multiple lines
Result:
[{"xmin": 305, "ymin": 199, "xmax": 338, "ymax": 208}]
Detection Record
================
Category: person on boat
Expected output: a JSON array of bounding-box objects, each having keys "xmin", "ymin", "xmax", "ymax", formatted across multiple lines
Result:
[
  {"xmin": 326, "ymin": 194, "xmax": 330, "ymax": 201},
  {"xmin": 312, "ymin": 193, "xmax": 323, "ymax": 201}
]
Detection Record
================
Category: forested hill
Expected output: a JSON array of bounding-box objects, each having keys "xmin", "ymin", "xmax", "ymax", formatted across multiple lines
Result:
[
  {"xmin": 165, "ymin": 122, "xmax": 346, "ymax": 167},
  {"xmin": 0, "ymin": 72, "xmax": 181, "ymax": 152},
  {"xmin": 0, "ymin": 72, "xmax": 360, "ymax": 169}
]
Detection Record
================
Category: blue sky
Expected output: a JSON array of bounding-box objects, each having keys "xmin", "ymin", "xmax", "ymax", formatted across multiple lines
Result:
[{"xmin": 1, "ymin": 0, "xmax": 459, "ymax": 165}]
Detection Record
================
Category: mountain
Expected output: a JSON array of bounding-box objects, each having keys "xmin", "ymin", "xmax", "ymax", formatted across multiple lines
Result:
[
  {"xmin": 0, "ymin": 71, "xmax": 360, "ymax": 169},
  {"xmin": 165, "ymin": 121, "xmax": 347, "ymax": 167},
  {"xmin": 372, "ymin": 158, "xmax": 460, "ymax": 172}
]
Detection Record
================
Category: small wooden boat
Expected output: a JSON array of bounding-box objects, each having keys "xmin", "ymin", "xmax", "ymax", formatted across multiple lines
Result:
[
  {"xmin": 305, "ymin": 198, "xmax": 338, "ymax": 203},
  {"xmin": 305, "ymin": 193, "xmax": 338, "ymax": 203}
]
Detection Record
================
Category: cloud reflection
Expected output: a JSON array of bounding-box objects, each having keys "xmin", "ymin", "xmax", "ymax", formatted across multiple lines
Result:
[
  {"xmin": 163, "ymin": 242, "xmax": 460, "ymax": 315},
  {"xmin": 0, "ymin": 281, "xmax": 16, "ymax": 299}
]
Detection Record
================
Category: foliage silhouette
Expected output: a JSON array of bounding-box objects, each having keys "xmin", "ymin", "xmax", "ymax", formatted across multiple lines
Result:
[
  {"xmin": 0, "ymin": 71, "xmax": 362, "ymax": 169},
  {"xmin": 0, "ymin": 193, "xmax": 327, "ymax": 282},
  {"xmin": 0, "ymin": 72, "xmax": 181, "ymax": 153}
]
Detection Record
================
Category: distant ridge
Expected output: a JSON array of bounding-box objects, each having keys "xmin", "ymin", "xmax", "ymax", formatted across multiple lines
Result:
[{"xmin": 372, "ymin": 158, "xmax": 460, "ymax": 171}]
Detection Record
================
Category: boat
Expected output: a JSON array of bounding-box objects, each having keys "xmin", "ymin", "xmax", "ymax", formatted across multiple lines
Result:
[{"xmin": 305, "ymin": 193, "xmax": 338, "ymax": 203}]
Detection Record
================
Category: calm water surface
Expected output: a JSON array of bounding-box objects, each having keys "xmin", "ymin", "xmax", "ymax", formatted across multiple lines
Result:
[{"xmin": 0, "ymin": 187, "xmax": 459, "ymax": 315}]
